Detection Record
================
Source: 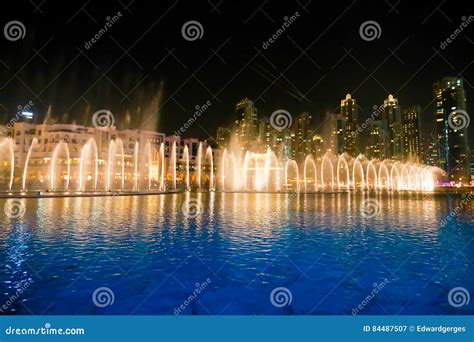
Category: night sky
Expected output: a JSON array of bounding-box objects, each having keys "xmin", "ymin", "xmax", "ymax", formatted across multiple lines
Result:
[{"xmin": 1, "ymin": 0, "xmax": 473, "ymax": 146}]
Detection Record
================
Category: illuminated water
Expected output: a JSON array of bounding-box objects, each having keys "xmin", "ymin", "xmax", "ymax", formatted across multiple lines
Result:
[{"xmin": 0, "ymin": 192, "xmax": 472, "ymax": 315}]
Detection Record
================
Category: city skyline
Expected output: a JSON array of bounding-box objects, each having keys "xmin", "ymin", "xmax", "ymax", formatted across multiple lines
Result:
[{"xmin": 2, "ymin": 74, "xmax": 472, "ymax": 184}]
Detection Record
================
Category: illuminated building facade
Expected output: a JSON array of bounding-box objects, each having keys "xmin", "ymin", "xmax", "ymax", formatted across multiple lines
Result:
[
  {"xmin": 312, "ymin": 135, "xmax": 324, "ymax": 161},
  {"xmin": 366, "ymin": 120, "xmax": 386, "ymax": 160},
  {"xmin": 292, "ymin": 112, "xmax": 313, "ymax": 161},
  {"xmin": 402, "ymin": 106, "xmax": 422, "ymax": 161},
  {"xmin": 433, "ymin": 77, "xmax": 470, "ymax": 183},
  {"xmin": 235, "ymin": 98, "xmax": 258, "ymax": 151},
  {"xmin": 340, "ymin": 94, "xmax": 359, "ymax": 156},
  {"xmin": 327, "ymin": 112, "xmax": 345, "ymax": 155},
  {"xmin": 382, "ymin": 94, "xmax": 404, "ymax": 160}
]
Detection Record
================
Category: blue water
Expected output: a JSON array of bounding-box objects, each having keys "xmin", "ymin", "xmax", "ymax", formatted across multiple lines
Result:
[{"xmin": 0, "ymin": 192, "xmax": 473, "ymax": 315}]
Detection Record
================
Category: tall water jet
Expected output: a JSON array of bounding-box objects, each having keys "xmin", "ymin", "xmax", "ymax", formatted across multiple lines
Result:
[
  {"xmin": 134, "ymin": 141, "xmax": 139, "ymax": 191},
  {"xmin": 242, "ymin": 151, "xmax": 251, "ymax": 191},
  {"xmin": 183, "ymin": 144, "xmax": 190, "ymax": 191},
  {"xmin": 285, "ymin": 159, "xmax": 299, "ymax": 192},
  {"xmin": 159, "ymin": 142, "xmax": 165, "ymax": 191},
  {"xmin": 422, "ymin": 167, "xmax": 435, "ymax": 191},
  {"xmin": 196, "ymin": 142, "xmax": 203, "ymax": 190},
  {"xmin": 378, "ymin": 160, "xmax": 390, "ymax": 190},
  {"xmin": 366, "ymin": 160, "xmax": 377, "ymax": 191},
  {"xmin": 264, "ymin": 148, "xmax": 280, "ymax": 191},
  {"xmin": 390, "ymin": 162, "xmax": 401, "ymax": 191},
  {"xmin": 50, "ymin": 140, "xmax": 70, "ymax": 191},
  {"xmin": 107, "ymin": 138, "xmax": 125, "ymax": 191},
  {"xmin": 352, "ymin": 154, "xmax": 365, "ymax": 190},
  {"xmin": 206, "ymin": 146, "xmax": 214, "ymax": 191},
  {"xmin": 22, "ymin": 137, "xmax": 38, "ymax": 191},
  {"xmin": 221, "ymin": 148, "xmax": 227, "ymax": 191},
  {"xmin": 142, "ymin": 141, "xmax": 153, "ymax": 190},
  {"xmin": 303, "ymin": 155, "xmax": 317, "ymax": 192},
  {"xmin": 221, "ymin": 148, "xmax": 237, "ymax": 191},
  {"xmin": 409, "ymin": 165, "xmax": 418, "ymax": 191},
  {"xmin": 106, "ymin": 140, "xmax": 115, "ymax": 191},
  {"xmin": 169, "ymin": 141, "xmax": 177, "ymax": 191},
  {"xmin": 321, "ymin": 152, "xmax": 334, "ymax": 191},
  {"xmin": 336, "ymin": 153, "xmax": 350, "ymax": 190},
  {"xmin": 79, "ymin": 137, "xmax": 98, "ymax": 191},
  {"xmin": 0, "ymin": 138, "xmax": 15, "ymax": 191},
  {"xmin": 400, "ymin": 165, "xmax": 409, "ymax": 191}
]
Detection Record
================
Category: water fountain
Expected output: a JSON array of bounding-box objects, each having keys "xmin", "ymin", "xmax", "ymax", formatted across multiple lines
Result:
[
  {"xmin": 0, "ymin": 131, "xmax": 443, "ymax": 196},
  {"xmin": 50, "ymin": 140, "xmax": 70, "ymax": 191},
  {"xmin": 79, "ymin": 137, "xmax": 98, "ymax": 191},
  {"xmin": 0, "ymin": 138, "xmax": 15, "ymax": 191},
  {"xmin": 217, "ymin": 138, "xmax": 442, "ymax": 193}
]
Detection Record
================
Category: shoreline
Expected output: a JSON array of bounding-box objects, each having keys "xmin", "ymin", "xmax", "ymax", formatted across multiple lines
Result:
[{"xmin": 0, "ymin": 187, "xmax": 472, "ymax": 199}]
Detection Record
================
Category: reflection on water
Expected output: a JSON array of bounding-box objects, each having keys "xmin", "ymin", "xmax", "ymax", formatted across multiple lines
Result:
[{"xmin": 0, "ymin": 192, "xmax": 473, "ymax": 315}]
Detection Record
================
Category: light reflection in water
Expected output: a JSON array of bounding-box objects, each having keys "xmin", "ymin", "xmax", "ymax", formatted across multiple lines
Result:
[{"xmin": 0, "ymin": 192, "xmax": 472, "ymax": 315}]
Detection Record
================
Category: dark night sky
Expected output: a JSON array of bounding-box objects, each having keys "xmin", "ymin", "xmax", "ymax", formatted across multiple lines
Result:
[{"xmin": 1, "ymin": 0, "xmax": 473, "ymax": 146}]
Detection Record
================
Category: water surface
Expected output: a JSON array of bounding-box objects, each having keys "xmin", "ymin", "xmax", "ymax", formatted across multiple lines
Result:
[{"xmin": 0, "ymin": 192, "xmax": 473, "ymax": 315}]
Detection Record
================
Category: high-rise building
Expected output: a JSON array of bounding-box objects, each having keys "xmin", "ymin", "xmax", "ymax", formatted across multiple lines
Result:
[
  {"xmin": 366, "ymin": 120, "xmax": 386, "ymax": 160},
  {"xmin": 216, "ymin": 126, "xmax": 228, "ymax": 148},
  {"xmin": 402, "ymin": 105, "xmax": 422, "ymax": 161},
  {"xmin": 257, "ymin": 117, "xmax": 272, "ymax": 148},
  {"xmin": 433, "ymin": 77, "xmax": 470, "ymax": 183},
  {"xmin": 424, "ymin": 137, "xmax": 439, "ymax": 167},
  {"xmin": 327, "ymin": 112, "xmax": 345, "ymax": 155},
  {"xmin": 312, "ymin": 135, "xmax": 324, "ymax": 161},
  {"xmin": 340, "ymin": 94, "xmax": 359, "ymax": 156},
  {"xmin": 292, "ymin": 112, "xmax": 313, "ymax": 161},
  {"xmin": 235, "ymin": 98, "xmax": 258, "ymax": 150},
  {"xmin": 382, "ymin": 94, "xmax": 404, "ymax": 160}
]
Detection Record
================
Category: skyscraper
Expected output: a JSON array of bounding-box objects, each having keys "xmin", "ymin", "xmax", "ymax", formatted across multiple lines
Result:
[
  {"xmin": 312, "ymin": 135, "xmax": 324, "ymax": 161},
  {"xmin": 366, "ymin": 120, "xmax": 386, "ymax": 160},
  {"xmin": 402, "ymin": 106, "xmax": 422, "ymax": 161},
  {"xmin": 327, "ymin": 112, "xmax": 345, "ymax": 155},
  {"xmin": 382, "ymin": 94, "xmax": 404, "ymax": 160},
  {"xmin": 292, "ymin": 112, "xmax": 313, "ymax": 161},
  {"xmin": 340, "ymin": 94, "xmax": 359, "ymax": 156},
  {"xmin": 424, "ymin": 137, "xmax": 439, "ymax": 167},
  {"xmin": 236, "ymin": 98, "xmax": 258, "ymax": 150},
  {"xmin": 433, "ymin": 77, "xmax": 470, "ymax": 183}
]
